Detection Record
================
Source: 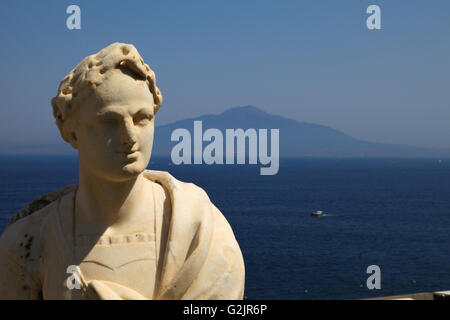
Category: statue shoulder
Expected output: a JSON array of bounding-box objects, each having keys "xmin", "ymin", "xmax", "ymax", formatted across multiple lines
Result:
[
  {"xmin": 144, "ymin": 170, "xmax": 211, "ymax": 203},
  {"xmin": 6, "ymin": 184, "xmax": 77, "ymax": 228},
  {"xmin": 177, "ymin": 179, "xmax": 211, "ymax": 203},
  {"xmin": 0, "ymin": 185, "xmax": 77, "ymax": 261},
  {"xmin": 1, "ymin": 197, "xmax": 55, "ymax": 259},
  {"xmin": 0, "ymin": 191, "xmax": 67, "ymax": 300}
]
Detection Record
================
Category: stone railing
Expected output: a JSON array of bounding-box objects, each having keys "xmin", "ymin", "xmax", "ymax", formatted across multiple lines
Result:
[{"xmin": 367, "ymin": 290, "xmax": 450, "ymax": 300}]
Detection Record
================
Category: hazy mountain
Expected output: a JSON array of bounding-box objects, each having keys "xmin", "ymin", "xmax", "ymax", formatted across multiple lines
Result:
[
  {"xmin": 2, "ymin": 105, "xmax": 450, "ymax": 158},
  {"xmin": 152, "ymin": 105, "xmax": 450, "ymax": 158}
]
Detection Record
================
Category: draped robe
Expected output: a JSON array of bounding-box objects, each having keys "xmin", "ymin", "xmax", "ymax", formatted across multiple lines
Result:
[{"xmin": 0, "ymin": 170, "xmax": 245, "ymax": 299}]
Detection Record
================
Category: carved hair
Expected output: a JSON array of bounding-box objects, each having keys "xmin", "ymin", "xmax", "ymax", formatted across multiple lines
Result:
[{"xmin": 51, "ymin": 42, "xmax": 163, "ymax": 144}]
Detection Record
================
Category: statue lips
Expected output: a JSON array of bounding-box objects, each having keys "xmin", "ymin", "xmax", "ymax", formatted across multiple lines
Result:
[{"xmin": 117, "ymin": 149, "xmax": 139, "ymax": 162}]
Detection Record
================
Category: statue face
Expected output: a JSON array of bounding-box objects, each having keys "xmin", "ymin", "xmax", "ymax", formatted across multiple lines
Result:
[{"xmin": 75, "ymin": 70, "xmax": 155, "ymax": 181}]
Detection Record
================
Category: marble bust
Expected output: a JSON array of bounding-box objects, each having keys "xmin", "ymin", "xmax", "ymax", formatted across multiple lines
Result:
[{"xmin": 0, "ymin": 43, "xmax": 245, "ymax": 299}]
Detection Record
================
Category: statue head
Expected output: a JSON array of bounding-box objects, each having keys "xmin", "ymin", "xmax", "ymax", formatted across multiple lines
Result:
[{"xmin": 51, "ymin": 43, "xmax": 163, "ymax": 181}]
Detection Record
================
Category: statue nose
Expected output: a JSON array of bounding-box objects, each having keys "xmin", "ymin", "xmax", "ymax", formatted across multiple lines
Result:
[{"xmin": 121, "ymin": 119, "xmax": 137, "ymax": 147}]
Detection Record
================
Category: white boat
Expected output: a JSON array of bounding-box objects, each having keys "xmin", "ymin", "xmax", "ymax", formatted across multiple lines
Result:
[{"xmin": 311, "ymin": 210, "xmax": 323, "ymax": 217}]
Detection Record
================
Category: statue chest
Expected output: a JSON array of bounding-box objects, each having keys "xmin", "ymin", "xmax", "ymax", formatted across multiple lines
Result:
[
  {"xmin": 41, "ymin": 220, "xmax": 162, "ymax": 299},
  {"xmin": 74, "ymin": 233, "xmax": 158, "ymax": 299}
]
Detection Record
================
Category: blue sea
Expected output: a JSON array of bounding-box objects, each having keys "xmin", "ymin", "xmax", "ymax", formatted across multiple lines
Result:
[{"xmin": 1, "ymin": 155, "xmax": 450, "ymax": 300}]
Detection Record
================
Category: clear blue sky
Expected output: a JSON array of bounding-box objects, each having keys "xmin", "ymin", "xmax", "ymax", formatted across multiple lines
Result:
[{"xmin": 0, "ymin": 0, "xmax": 449, "ymax": 150}]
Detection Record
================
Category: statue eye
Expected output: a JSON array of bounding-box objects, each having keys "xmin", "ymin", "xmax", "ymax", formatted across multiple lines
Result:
[
  {"xmin": 100, "ymin": 116, "xmax": 118, "ymax": 125},
  {"xmin": 133, "ymin": 113, "xmax": 152, "ymax": 126}
]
